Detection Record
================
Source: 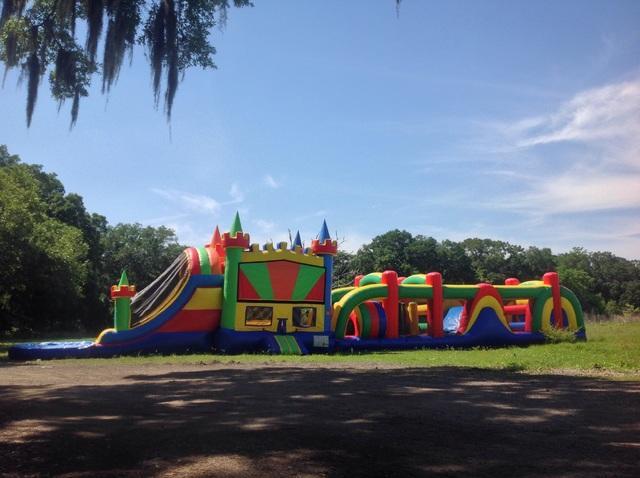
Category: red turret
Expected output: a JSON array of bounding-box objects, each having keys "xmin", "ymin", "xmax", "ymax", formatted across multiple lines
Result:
[
  {"xmin": 311, "ymin": 220, "xmax": 337, "ymax": 255},
  {"xmin": 110, "ymin": 284, "xmax": 136, "ymax": 299},
  {"xmin": 222, "ymin": 212, "xmax": 250, "ymax": 249},
  {"xmin": 209, "ymin": 226, "xmax": 222, "ymax": 248}
]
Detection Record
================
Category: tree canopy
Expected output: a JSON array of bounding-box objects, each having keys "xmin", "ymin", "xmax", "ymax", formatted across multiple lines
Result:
[
  {"xmin": 333, "ymin": 231, "xmax": 640, "ymax": 316},
  {"xmin": 0, "ymin": 0, "xmax": 251, "ymax": 127},
  {"xmin": 0, "ymin": 144, "xmax": 185, "ymax": 336}
]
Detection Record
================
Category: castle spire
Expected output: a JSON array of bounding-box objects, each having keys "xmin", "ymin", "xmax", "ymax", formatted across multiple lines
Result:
[
  {"xmin": 230, "ymin": 211, "xmax": 243, "ymax": 236},
  {"xmin": 311, "ymin": 220, "xmax": 338, "ymax": 256},
  {"xmin": 119, "ymin": 270, "xmax": 129, "ymax": 286},
  {"xmin": 291, "ymin": 230, "xmax": 302, "ymax": 250},
  {"xmin": 319, "ymin": 220, "xmax": 331, "ymax": 242},
  {"xmin": 210, "ymin": 225, "xmax": 222, "ymax": 246},
  {"xmin": 222, "ymin": 212, "xmax": 250, "ymax": 250}
]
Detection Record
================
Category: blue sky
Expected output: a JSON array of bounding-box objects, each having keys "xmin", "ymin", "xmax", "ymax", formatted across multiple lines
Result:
[{"xmin": 1, "ymin": 0, "xmax": 639, "ymax": 259}]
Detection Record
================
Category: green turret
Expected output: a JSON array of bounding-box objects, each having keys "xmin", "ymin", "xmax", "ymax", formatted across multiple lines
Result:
[
  {"xmin": 111, "ymin": 270, "xmax": 137, "ymax": 332},
  {"xmin": 221, "ymin": 212, "xmax": 250, "ymax": 329}
]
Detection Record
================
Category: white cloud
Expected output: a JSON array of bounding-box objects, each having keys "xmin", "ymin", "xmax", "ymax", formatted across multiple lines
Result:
[
  {"xmin": 150, "ymin": 188, "xmax": 221, "ymax": 214},
  {"xmin": 294, "ymin": 209, "xmax": 327, "ymax": 221},
  {"xmin": 515, "ymin": 80, "xmax": 640, "ymax": 149},
  {"xmin": 338, "ymin": 231, "xmax": 370, "ymax": 253},
  {"xmin": 227, "ymin": 182, "xmax": 244, "ymax": 204},
  {"xmin": 263, "ymin": 174, "xmax": 281, "ymax": 189},
  {"xmin": 520, "ymin": 173, "xmax": 640, "ymax": 214},
  {"xmin": 254, "ymin": 219, "xmax": 275, "ymax": 232},
  {"xmin": 485, "ymin": 78, "xmax": 640, "ymax": 215},
  {"xmin": 162, "ymin": 221, "xmax": 210, "ymax": 248},
  {"xmin": 249, "ymin": 219, "xmax": 291, "ymax": 246},
  {"xmin": 150, "ymin": 183, "xmax": 244, "ymax": 223}
]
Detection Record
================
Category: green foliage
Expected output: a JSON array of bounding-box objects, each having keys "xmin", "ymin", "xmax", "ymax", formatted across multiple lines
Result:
[
  {"xmin": 100, "ymin": 222, "xmax": 184, "ymax": 289},
  {"xmin": 0, "ymin": 0, "xmax": 252, "ymax": 126},
  {"xmin": 542, "ymin": 327, "xmax": 577, "ymax": 344},
  {"xmin": 0, "ymin": 150, "xmax": 88, "ymax": 334},
  {"xmin": 332, "ymin": 250, "xmax": 357, "ymax": 288},
  {"xmin": 0, "ymin": 145, "xmax": 184, "ymax": 336},
  {"xmin": 339, "ymin": 227, "xmax": 639, "ymax": 315}
]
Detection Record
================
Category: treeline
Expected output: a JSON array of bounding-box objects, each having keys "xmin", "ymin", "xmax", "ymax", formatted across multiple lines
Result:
[
  {"xmin": 2, "ymin": 146, "xmax": 639, "ymax": 337},
  {"xmin": 0, "ymin": 146, "xmax": 184, "ymax": 337},
  {"xmin": 333, "ymin": 231, "xmax": 640, "ymax": 316}
]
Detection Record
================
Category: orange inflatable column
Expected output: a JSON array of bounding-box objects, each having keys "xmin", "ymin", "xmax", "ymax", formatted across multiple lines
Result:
[
  {"xmin": 426, "ymin": 272, "xmax": 444, "ymax": 338},
  {"xmin": 382, "ymin": 270, "xmax": 399, "ymax": 339},
  {"xmin": 543, "ymin": 272, "xmax": 563, "ymax": 329},
  {"xmin": 354, "ymin": 275, "xmax": 364, "ymax": 287}
]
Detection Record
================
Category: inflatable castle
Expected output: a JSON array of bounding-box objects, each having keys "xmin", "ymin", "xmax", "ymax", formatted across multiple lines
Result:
[{"xmin": 9, "ymin": 214, "xmax": 586, "ymax": 359}]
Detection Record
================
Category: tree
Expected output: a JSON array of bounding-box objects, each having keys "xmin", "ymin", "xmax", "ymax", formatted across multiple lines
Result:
[
  {"xmin": 0, "ymin": 153, "xmax": 88, "ymax": 334},
  {"xmin": 355, "ymin": 230, "xmax": 416, "ymax": 277},
  {"xmin": 332, "ymin": 250, "xmax": 357, "ymax": 288},
  {"xmin": 461, "ymin": 238, "xmax": 528, "ymax": 284},
  {"xmin": 406, "ymin": 235, "xmax": 441, "ymax": 274},
  {"xmin": 437, "ymin": 240, "xmax": 476, "ymax": 283},
  {"xmin": 1, "ymin": 145, "xmax": 187, "ymax": 336},
  {"xmin": 557, "ymin": 266, "xmax": 603, "ymax": 314},
  {"xmin": 100, "ymin": 222, "xmax": 184, "ymax": 289},
  {"xmin": 0, "ymin": 0, "xmax": 252, "ymax": 126},
  {"xmin": 522, "ymin": 246, "xmax": 557, "ymax": 279}
]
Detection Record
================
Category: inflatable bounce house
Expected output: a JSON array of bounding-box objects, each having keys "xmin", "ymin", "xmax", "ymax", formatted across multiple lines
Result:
[{"xmin": 9, "ymin": 214, "xmax": 586, "ymax": 359}]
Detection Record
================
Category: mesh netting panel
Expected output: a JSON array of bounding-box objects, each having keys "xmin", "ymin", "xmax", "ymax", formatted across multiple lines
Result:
[{"xmin": 130, "ymin": 252, "xmax": 190, "ymax": 327}]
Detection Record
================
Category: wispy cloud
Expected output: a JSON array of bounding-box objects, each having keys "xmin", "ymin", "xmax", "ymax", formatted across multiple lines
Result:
[
  {"xmin": 338, "ymin": 230, "xmax": 370, "ymax": 253},
  {"xmin": 514, "ymin": 79, "xmax": 640, "ymax": 149},
  {"xmin": 263, "ymin": 174, "xmax": 281, "ymax": 189},
  {"xmin": 227, "ymin": 183, "xmax": 244, "ymax": 204},
  {"xmin": 294, "ymin": 209, "xmax": 327, "ymax": 222},
  {"xmin": 151, "ymin": 182, "xmax": 245, "ymax": 217},
  {"xmin": 503, "ymin": 171, "xmax": 640, "ymax": 214},
  {"xmin": 150, "ymin": 188, "xmax": 221, "ymax": 214},
  {"xmin": 484, "ymin": 77, "xmax": 640, "ymax": 215},
  {"xmin": 254, "ymin": 219, "xmax": 275, "ymax": 232}
]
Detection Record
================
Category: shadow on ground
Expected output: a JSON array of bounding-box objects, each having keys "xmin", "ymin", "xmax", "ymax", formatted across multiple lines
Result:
[{"xmin": 0, "ymin": 364, "xmax": 638, "ymax": 477}]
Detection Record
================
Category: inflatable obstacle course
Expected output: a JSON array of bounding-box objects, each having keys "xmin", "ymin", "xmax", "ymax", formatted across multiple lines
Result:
[{"xmin": 9, "ymin": 214, "xmax": 586, "ymax": 360}]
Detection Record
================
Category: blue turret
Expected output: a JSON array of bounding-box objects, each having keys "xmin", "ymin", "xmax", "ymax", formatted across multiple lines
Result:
[
  {"xmin": 291, "ymin": 230, "xmax": 303, "ymax": 250},
  {"xmin": 311, "ymin": 220, "xmax": 338, "ymax": 335},
  {"xmin": 319, "ymin": 220, "xmax": 331, "ymax": 243}
]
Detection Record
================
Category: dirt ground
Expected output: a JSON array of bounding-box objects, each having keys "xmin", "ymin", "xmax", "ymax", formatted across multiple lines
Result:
[{"xmin": 1, "ymin": 361, "xmax": 639, "ymax": 477}]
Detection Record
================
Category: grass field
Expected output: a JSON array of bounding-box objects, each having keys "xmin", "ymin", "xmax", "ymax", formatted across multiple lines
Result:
[{"xmin": 2, "ymin": 317, "xmax": 639, "ymax": 378}]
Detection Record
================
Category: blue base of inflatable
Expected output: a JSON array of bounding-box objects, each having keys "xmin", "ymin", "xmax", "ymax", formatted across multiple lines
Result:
[
  {"xmin": 8, "ymin": 309, "xmax": 587, "ymax": 360},
  {"xmin": 8, "ymin": 331, "xmax": 215, "ymax": 360}
]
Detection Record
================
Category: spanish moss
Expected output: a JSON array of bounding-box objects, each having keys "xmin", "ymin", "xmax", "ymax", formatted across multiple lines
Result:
[
  {"xmin": 84, "ymin": 0, "xmax": 103, "ymax": 63},
  {"xmin": 1, "ymin": 0, "xmax": 27, "ymax": 28},
  {"xmin": 164, "ymin": 0, "xmax": 177, "ymax": 119},
  {"xmin": 25, "ymin": 51, "xmax": 39, "ymax": 127},
  {"xmin": 149, "ymin": 1, "xmax": 165, "ymax": 105},
  {"xmin": 1, "ymin": 0, "xmax": 253, "ymax": 126},
  {"xmin": 102, "ymin": 0, "xmax": 139, "ymax": 94}
]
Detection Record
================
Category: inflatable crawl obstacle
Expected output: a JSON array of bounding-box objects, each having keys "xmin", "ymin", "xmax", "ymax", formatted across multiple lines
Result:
[{"xmin": 9, "ymin": 214, "xmax": 586, "ymax": 359}]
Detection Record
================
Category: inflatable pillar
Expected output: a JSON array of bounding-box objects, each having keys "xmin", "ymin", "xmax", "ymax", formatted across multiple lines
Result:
[
  {"xmin": 543, "ymin": 272, "xmax": 563, "ymax": 329},
  {"xmin": 111, "ymin": 271, "xmax": 136, "ymax": 332},
  {"xmin": 381, "ymin": 270, "xmax": 399, "ymax": 339},
  {"xmin": 426, "ymin": 272, "xmax": 444, "ymax": 338},
  {"xmin": 311, "ymin": 220, "xmax": 338, "ymax": 335},
  {"xmin": 221, "ymin": 212, "xmax": 250, "ymax": 329}
]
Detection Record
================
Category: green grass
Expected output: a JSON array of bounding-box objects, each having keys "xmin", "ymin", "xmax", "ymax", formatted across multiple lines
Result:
[{"xmin": 2, "ymin": 319, "xmax": 639, "ymax": 379}]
